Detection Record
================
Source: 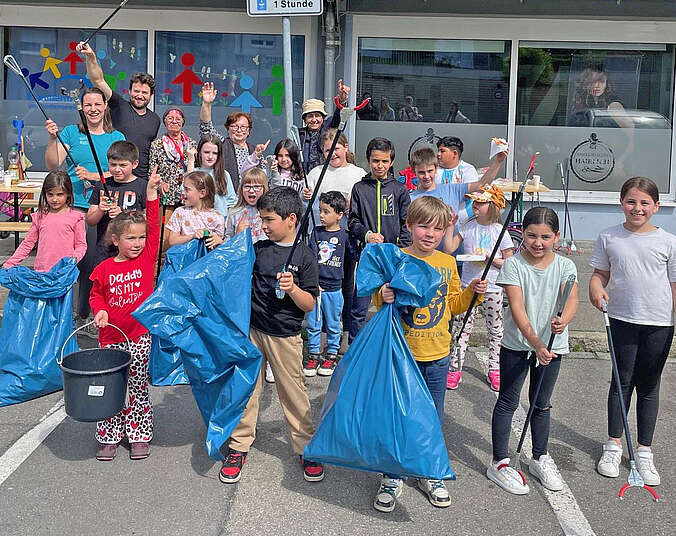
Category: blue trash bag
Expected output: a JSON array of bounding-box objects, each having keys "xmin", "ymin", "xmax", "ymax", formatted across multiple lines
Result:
[
  {"xmin": 304, "ymin": 243, "xmax": 455, "ymax": 480},
  {"xmin": 133, "ymin": 230, "xmax": 262, "ymax": 460},
  {"xmin": 0, "ymin": 258, "xmax": 79, "ymax": 406},
  {"xmin": 149, "ymin": 239, "xmax": 209, "ymax": 386}
]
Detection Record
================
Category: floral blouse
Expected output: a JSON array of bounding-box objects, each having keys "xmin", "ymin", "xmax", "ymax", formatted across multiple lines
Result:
[{"xmin": 148, "ymin": 135, "xmax": 197, "ymax": 206}]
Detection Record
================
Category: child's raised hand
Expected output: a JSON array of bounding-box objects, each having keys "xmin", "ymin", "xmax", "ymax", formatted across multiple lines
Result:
[
  {"xmin": 469, "ymin": 278, "xmax": 488, "ymax": 295},
  {"xmin": 367, "ymin": 232, "xmax": 384, "ymax": 244},
  {"xmin": 93, "ymin": 310, "xmax": 108, "ymax": 329},
  {"xmin": 535, "ymin": 345, "xmax": 556, "ymax": 366},
  {"xmin": 277, "ymin": 271, "xmax": 295, "ymax": 293},
  {"xmin": 205, "ymin": 233, "xmax": 223, "ymax": 249},
  {"xmin": 148, "ymin": 165, "xmax": 161, "ymax": 192},
  {"xmin": 380, "ymin": 283, "xmax": 395, "ymax": 303},
  {"xmin": 201, "ymin": 82, "xmax": 217, "ymax": 104},
  {"xmin": 301, "ymin": 186, "xmax": 313, "ymax": 200},
  {"xmin": 236, "ymin": 214, "xmax": 250, "ymax": 233}
]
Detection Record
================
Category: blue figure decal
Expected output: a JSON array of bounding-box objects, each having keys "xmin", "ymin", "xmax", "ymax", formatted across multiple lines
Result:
[{"xmin": 230, "ymin": 74, "xmax": 263, "ymax": 113}]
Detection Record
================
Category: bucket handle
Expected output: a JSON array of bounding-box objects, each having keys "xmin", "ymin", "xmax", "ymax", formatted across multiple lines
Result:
[{"xmin": 58, "ymin": 321, "xmax": 131, "ymax": 365}]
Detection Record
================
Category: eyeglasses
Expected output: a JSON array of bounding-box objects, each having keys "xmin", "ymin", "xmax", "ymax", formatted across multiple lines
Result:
[
  {"xmin": 230, "ymin": 124, "xmax": 250, "ymax": 132},
  {"xmin": 165, "ymin": 118, "xmax": 183, "ymax": 124},
  {"xmin": 243, "ymin": 184, "xmax": 264, "ymax": 192}
]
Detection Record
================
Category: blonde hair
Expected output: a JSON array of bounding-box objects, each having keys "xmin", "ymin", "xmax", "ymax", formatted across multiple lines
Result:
[
  {"xmin": 183, "ymin": 170, "xmax": 215, "ymax": 210},
  {"xmin": 473, "ymin": 200, "xmax": 502, "ymax": 224},
  {"xmin": 410, "ymin": 147, "xmax": 437, "ymax": 169},
  {"xmin": 321, "ymin": 128, "xmax": 356, "ymax": 164},
  {"xmin": 406, "ymin": 196, "xmax": 451, "ymax": 229},
  {"xmin": 234, "ymin": 167, "xmax": 269, "ymax": 209}
]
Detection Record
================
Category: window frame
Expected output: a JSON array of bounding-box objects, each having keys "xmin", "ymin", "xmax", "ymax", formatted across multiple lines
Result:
[{"xmin": 347, "ymin": 14, "xmax": 676, "ymax": 204}]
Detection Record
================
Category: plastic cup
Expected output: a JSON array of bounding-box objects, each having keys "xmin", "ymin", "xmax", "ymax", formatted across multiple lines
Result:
[
  {"xmin": 3, "ymin": 173, "xmax": 11, "ymax": 188},
  {"xmin": 532, "ymin": 175, "xmax": 541, "ymax": 188}
]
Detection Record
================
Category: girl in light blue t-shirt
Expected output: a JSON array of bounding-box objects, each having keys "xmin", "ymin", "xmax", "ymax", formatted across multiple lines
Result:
[{"xmin": 488, "ymin": 207, "xmax": 578, "ymax": 496}]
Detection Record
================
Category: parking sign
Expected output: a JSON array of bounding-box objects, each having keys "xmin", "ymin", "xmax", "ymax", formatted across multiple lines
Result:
[{"xmin": 247, "ymin": 0, "xmax": 323, "ymax": 17}]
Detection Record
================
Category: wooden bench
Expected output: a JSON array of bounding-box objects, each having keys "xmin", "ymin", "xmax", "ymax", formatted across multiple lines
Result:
[{"xmin": 0, "ymin": 222, "xmax": 31, "ymax": 232}]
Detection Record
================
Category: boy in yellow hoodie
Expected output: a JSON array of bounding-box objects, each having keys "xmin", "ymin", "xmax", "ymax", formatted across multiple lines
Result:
[{"xmin": 373, "ymin": 195, "xmax": 487, "ymax": 512}]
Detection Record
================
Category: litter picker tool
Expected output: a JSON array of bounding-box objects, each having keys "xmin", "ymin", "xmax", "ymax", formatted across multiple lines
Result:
[
  {"xmin": 601, "ymin": 299, "xmax": 659, "ymax": 502},
  {"xmin": 61, "ymin": 83, "xmax": 112, "ymax": 199},
  {"xmin": 454, "ymin": 152, "xmax": 539, "ymax": 342},
  {"xmin": 82, "ymin": 0, "xmax": 130, "ymax": 46},
  {"xmin": 276, "ymin": 96, "xmax": 370, "ymax": 299},
  {"xmin": 289, "ymin": 124, "xmax": 315, "ymax": 238},
  {"xmin": 513, "ymin": 274, "xmax": 576, "ymax": 476},
  {"xmin": 3, "ymin": 55, "xmax": 77, "ymax": 168}
]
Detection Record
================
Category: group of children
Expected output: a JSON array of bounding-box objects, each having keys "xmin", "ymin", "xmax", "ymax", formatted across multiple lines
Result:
[{"xmin": 2, "ymin": 125, "xmax": 674, "ymax": 514}]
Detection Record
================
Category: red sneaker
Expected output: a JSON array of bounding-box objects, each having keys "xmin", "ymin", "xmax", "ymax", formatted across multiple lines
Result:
[
  {"xmin": 446, "ymin": 370, "xmax": 462, "ymax": 390},
  {"xmin": 300, "ymin": 456, "xmax": 325, "ymax": 482},
  {"xmin": 317, "ymin": 354, "xmax": 337, "ymax": 376},
  {"xmin": 219, "ymin": 450, "xmax": 247, "ymax": 483},
  {"xmin": 304, "ymin": 354, "xmax": 321, "ymax": 377}
]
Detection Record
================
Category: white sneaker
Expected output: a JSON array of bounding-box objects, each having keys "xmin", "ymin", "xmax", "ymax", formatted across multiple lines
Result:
[
  {"xmin": 418, "ymin": 479, "xmax": 451, "ymax": 507},
  {"xmin": 529, "ymin": 454, "xmax": 564, "ymax": 491},
  {"xmin": 637, "ymin": 449, "xmax": 660, "ymax": 486},
  {"xmin": 486, "ymin": 458, "xmax": 529, "ymax": 495},
  {"xmin": 597, "ymin": 440, "xmax": 622, "ymax": 478},
  {"xmin": 265, "ymin": 362, "xmax": 275, "ymax": 383},
  {"xmin": 373, "ymin": 477, "xmax": 403, "ymax": 512}
]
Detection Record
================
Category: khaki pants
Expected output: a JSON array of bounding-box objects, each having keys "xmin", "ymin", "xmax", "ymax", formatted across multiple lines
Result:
[{"xmin": 229, "ymin": 328, "xmax": 315, "ymax": 455}]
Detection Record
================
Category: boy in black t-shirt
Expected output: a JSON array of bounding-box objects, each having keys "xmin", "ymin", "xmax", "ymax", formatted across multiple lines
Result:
[
  {"xmin": 221, "ymin": 187, "xmax": 324, "ymax": 485},
  {"xmin": 86, "ymin": 141, "xmax": 147, "ymax": 266},
  {"xmin": 305, "ymin": 191, "xmax": 350, "ymax": 377}
]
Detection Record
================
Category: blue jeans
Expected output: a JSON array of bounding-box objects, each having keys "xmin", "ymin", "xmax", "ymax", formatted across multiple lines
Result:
[
  {"xmin": 417, "ymin": 355, "xmax": 450, "ymax": 423},
  {"xmin": 306, "ymin": 289, "xmax": 344, "ymax": 354}
]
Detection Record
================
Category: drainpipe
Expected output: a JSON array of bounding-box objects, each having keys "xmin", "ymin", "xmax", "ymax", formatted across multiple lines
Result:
[{"xmin": 324, "ymin": 0, "xmax": 340, "ymax": 111}]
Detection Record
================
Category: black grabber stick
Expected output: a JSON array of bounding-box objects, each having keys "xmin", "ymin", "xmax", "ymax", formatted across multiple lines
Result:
[
  {"xmin": 513, "ymin": 274, "xmax": 576, "ymax": 477},
  {"xmin": 454, "ymin": 152, "xmax": 539, "ymax": 342},
  {"xmin": 275, "ymin": 97, "xmax": 370, "ymax": 299},
  {"xmin": 602, "ymin": 299, "xmax": 659, "ymax": 502},
  {"xmin": 4, "ymin": 55, "xmax": 77, "ymax": 168},
  {"xmin": 82, "ymin": 0, "xmax": 130, "ymax": 46}
]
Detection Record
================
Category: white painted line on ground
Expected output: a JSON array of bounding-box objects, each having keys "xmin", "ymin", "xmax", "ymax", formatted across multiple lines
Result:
[
  {"xmin": 474, "ymin": 352, "xmax": 596, "ymax": 536},
  {"xmin": 0, "ymin": 398, "xmax": 66, "ymax": 486}
]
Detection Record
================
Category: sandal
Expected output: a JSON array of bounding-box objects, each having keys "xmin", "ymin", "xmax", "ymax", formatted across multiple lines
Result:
[
  {"xmin": 96, "ymin": 443, "xmax": 118, "ymax": 461},
  {"xmin": 130, "ymin": 442, "xmax": 150, "ymax": 460}
]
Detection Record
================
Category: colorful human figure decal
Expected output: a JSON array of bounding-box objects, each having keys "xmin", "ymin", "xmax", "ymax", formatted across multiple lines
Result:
[
  {"xmin": 62, "ymin": 42, "xmax": 84, "ymax": 75},
  {"xmin": 171, "ymin": 53, "xmax": 202, "ymax": 104},
  {"xmin": 40, "ymin": 47, "xmax": 63, "ymax": 79},
  {"xmin": 230, "ymin": 74, "xmax": 262, "ymax": 113},
  {"xmin": 262, "ymin": 64, "xmax": 284, "ymax": 116}
]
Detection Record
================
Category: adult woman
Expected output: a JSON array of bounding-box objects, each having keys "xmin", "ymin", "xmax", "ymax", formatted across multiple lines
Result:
[
  {"xmin": 199, "ymin": 83, "xmax": 267, "ymax": 190},
  {"xmin": 569, "ymin": 65, "xmax": 632, "ymax": 128},
  {"xmin": 148, "ymin": 107, "xmax": 197, "ymax": 206},
  {"xmin": 44, "ymin": 86, "xmax": 125, "ymax": 328},
  {"xmin": 379, "ymin": 98, "xmax": 395, "ymax": 121}
]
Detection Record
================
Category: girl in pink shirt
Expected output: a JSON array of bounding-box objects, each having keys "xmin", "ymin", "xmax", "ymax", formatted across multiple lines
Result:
[{"xmin": 3, "ymin": 171, "xmax": 86, "ymax": 272}]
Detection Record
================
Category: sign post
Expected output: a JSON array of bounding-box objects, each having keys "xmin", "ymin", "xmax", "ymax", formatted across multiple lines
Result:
[{"xmin": 247, "ymin": 1, "xmax": 323, "ymax": 138}]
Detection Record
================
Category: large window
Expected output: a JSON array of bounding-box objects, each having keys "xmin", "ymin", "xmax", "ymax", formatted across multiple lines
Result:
[
  {"xmin": 154, "ymin": 30, "xmax": 305, "ymax": 146},
  {"xmin": 355, "ymin": 37, "xmax": 510, "ymax": 173},
  {"xmin": 2, "ymin": 27, "xmax": 148, "ymax": 171},
  {"xmin": 516, "ymin": 43, "xmax": 675, "ymax": 192}
]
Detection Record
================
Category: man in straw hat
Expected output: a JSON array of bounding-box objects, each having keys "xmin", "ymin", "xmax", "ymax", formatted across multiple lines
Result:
[{"xmin": 298, "ymin": 79, "xmax": 350, "ymax": 174}]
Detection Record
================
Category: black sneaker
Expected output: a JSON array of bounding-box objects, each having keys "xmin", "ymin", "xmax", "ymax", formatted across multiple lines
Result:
[
  {"xmin": 304, "ymin": 354, "xmax": 321, "ymax": 377},
  {"xmin": 317, "ymin": 354, "xmax": 337, "ymax": 376},
  {"xmin": 301, "ymin": 456, "xmax": 325, "ymax": 482},
  {"xmin": 219, "ymin": 449, "xmax": 247, "ymax": 483}
]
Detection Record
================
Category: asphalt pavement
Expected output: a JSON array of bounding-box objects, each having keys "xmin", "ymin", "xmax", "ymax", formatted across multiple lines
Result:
[{"xmin": 1, "ymin": 347, "xmax": 674, "ymax": 536}]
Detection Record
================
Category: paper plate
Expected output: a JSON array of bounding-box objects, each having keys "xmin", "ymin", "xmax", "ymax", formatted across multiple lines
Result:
[
  {"xmin": 17, "ymin": 181, "xmax": 42, "ymax": 188},
  {"xmin": 456, "ymin": 254, "xmax": 485, "ymax": 262}
]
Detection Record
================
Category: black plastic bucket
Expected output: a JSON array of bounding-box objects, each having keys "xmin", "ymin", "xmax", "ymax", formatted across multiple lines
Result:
[{"xmin": 59, "ymin": 322, "xmax": 132, "ymax": 422}]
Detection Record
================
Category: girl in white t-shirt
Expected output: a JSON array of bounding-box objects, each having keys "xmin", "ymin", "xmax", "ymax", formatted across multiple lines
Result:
[
  {"xmin": 589, "ymin": 176, "xmax": 676, "ymax": 488},
  {"xmin": 446, "ymin": 185, "xmax": 513, "ymax": 391}
]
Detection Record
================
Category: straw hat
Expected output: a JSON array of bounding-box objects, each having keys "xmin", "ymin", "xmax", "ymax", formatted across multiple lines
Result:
[
  {"xmin": 465, "ymin": 185, "xmax": 506, "ymax": 210},
  {"xmin": 301, "ymin": 98, "xmax": 327, "ymax": 117}
]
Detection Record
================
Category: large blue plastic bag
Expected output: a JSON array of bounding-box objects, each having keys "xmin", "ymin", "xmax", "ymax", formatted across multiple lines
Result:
[
  {"xmin": 0, "ymin": 258, "xmax": 79, "ymax": 406},
  {"xmin": 133, "ymin": 231, "xmax": 262, "ymax": 460},
  {"xmin": 304, "ymin": 243, "xmax": 455, "ymax": 480},
  {"xmin": 149, "ymin": 239, "xmax": 208, "ymax": 386}
]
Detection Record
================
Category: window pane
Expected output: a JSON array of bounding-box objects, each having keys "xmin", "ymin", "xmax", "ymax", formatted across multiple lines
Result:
[
  {"xmin": 2, "ymin": 27, "xmax": 148, "ymax": 171},
  {"xmin": 516, "ymin": 44, "xmax": 674, "ymax": 192},
  {"xmin": 154, "ymin": 31, "xmax": 305, "ymax": 146},
  {"xmin": 357, "ymin": 37, "xmax": 510, "ymax": 124}
]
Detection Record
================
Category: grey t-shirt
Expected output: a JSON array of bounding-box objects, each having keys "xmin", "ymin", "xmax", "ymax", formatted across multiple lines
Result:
[
  {"xmin": 497, "ymin": 253, "xmax": 577, "ymax": 354},
  {"xmin": 590, "ymin": 224, "xmax": 676, "ymax": 326}
]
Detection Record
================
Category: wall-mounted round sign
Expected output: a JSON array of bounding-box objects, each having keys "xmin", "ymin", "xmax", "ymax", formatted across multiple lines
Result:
[{"xmin": 570, "ymin": 133, "xmax": 615, "ymax": 183}]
